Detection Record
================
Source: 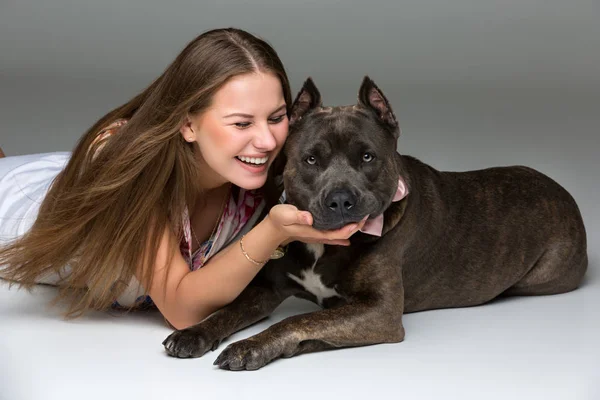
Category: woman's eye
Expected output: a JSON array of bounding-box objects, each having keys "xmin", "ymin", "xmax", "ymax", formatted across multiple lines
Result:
[
  {"xmin": 306, "ymin": 155, "xmax": 317, "ymax": 165},
  {"xmin": 363, "ymin": 152, "xmax": 374, "ymax": 162},
  {"xmin": 269, "ymin": 114, "xmax": 286, "ymax": 124},
  {"xmin": 234, "ymin": 122, "xmax": 251, "ymax": 129}
]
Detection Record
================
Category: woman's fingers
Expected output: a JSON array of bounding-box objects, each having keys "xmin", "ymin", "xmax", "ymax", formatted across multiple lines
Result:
[
  {"xmin": 298, "ymin": 211, "xmax": 313, "ymax": 226},
  {"xmin": 270, "ymin": 203, "xmax": 369, "ymax": 246},
  {"xmin": 323, "ymin": 217, "xmax": 367, "ymax": 240},
  {"xmin": 294, "ymin": 217, "xmax": 368, "ymax": 244},
  {"xmin": 322, "ymin": 239, "xmax": 351, "ymax": 246},
  {"xmin": 270, "ymin": 204, "xmax": 313, "ymax": 227}
]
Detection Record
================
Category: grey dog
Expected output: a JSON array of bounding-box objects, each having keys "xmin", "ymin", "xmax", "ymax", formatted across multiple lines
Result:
[{"xmin": 163, "ymin": 76, "xmax": 587, "ymax": 370}]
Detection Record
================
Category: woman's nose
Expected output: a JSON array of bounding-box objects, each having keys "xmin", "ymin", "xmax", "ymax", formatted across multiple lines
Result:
[{"xmin": 253, "ymin": 123, "xmax": 277, "ymax": 151}]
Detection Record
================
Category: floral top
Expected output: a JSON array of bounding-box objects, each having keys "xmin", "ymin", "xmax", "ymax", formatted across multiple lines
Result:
[
  {"xmin": 94, "ymin": 120, "xmax": 266, "ymax": 308},
  {"xmin": 180, "ymin": 186, "xmax": 264, "ymax": 271}
]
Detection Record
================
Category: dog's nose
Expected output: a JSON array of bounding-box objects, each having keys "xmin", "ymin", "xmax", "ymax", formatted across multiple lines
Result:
[{"xmin": 325, "ymin": 189, "xmax": 357, "ymax": 214}]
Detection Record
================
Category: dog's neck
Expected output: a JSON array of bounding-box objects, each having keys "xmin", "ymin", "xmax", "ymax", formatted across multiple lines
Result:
[
  {"xmin": 381, "ymin": 194, "xmax": 410, "ymax": 237},
  {"xmin": 360, "ymin": 176, "xmax": 409, "ymax": 236}
]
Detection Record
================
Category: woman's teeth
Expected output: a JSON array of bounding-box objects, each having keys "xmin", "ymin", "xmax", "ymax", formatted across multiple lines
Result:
[{"xmin": 237, "ymin": 156, "xmax": 268, "ymax": 165}]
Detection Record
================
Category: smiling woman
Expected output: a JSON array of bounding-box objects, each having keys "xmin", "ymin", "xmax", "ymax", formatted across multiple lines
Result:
[
  {"xmin": 0, "ymin": 27, "xmax": 361, "ymax": 332},
  {"xmin": 181, "ymin": 72, "xmax": 289, "ymax": 190}
]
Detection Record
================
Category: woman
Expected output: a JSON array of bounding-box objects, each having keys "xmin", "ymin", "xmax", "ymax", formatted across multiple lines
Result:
[{"xmin": 0, "ymin": 28, "xmax": 364, "ymax": 330}]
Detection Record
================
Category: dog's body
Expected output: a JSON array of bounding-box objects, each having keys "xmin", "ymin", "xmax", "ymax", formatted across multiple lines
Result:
[{"xmin": 163, "ymin": 77, "xmax": 587, "ymax": 370}]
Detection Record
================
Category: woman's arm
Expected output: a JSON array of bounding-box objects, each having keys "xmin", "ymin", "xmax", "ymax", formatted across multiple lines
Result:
[
  {"xmin": 148, "ymin": 216, "xmax": 282, "ymax": 329},
  {"xmin": 146, "ymin": 205, "xmax": 364, "ymax": 330}
]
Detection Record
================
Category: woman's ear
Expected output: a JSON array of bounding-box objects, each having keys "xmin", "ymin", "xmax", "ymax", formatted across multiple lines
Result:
[{"xmin": 180, "ymin": 116, "xmax": 197, "ymax": 142}]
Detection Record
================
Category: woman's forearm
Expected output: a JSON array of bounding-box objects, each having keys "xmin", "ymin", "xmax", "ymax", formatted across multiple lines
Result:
[
  {"xmin": 160, "ymin": 204, "xmax": 357, "ymax": 329},
  {"xmin": 173, "ymin": 216, "xmax": 285, "ymax": 327}
]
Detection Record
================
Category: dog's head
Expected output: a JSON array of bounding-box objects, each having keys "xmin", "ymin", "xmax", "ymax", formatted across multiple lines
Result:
[{"xmin": 282, "ymin": 76, "xmax": 404, "ymax": 231}]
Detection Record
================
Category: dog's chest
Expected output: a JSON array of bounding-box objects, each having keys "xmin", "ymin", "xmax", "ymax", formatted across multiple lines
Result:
[{"xmin": 286, "ymin": 243, "xmax": 344, "ymax": 306}]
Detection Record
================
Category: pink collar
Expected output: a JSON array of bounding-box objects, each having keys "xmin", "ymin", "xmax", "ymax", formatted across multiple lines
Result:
[{"xmin": 360, "ymin": 176, "xmax": 408, "ymax": 237}]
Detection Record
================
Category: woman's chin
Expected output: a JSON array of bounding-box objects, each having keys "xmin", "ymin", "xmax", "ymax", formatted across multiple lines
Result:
[{"xmin": 230, "ymin": 176, "xmax": 268, "ymax": 191}]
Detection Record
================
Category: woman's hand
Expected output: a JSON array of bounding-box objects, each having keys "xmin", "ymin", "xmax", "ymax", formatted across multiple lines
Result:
[{"xmin": 266, "ymin": 204, "xmax": 367, "ymax": 246}]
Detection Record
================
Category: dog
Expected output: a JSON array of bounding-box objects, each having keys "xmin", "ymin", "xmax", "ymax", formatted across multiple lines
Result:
[{"xmin": 162, "ymin": 76, "xmax": 588, "ymax": 370}]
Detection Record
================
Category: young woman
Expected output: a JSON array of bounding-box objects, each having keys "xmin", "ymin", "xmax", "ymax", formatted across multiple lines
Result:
[{"xmin": 0, "ymin": 28, "xmax": 364, "ymax": 330}]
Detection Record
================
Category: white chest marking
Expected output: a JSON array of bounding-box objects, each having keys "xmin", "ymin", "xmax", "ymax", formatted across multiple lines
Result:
[
  {"xmin": 287, "ymin": 243, "xmax": 339, "ymax": 305},
  {"xmin": 306, "ymin": 243, "xmax": 325, "ymax": 259}
]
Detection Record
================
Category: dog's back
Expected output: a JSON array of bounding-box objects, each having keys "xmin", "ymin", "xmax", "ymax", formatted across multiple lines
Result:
[{"xmin": 397, "ymin": 155, "xmax": 588, "ymax": 312}]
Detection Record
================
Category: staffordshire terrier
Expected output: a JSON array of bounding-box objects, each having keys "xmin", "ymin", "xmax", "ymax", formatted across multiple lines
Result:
[{"xmin": 162, "ymin": 77, "xmax": 588, "ymax": 370}]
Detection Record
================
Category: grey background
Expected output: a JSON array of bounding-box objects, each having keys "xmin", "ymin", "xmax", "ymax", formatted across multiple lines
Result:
[{"xmin": 0, "ymin": 1, "xmax": 598, "ymax": 399}]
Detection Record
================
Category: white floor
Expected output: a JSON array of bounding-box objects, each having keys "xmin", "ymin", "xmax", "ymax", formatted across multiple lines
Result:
[
  {"xmin": 1, "ymin": 276, "xmax": 598, "ymax": 400},
  {"xmin": 1, "ymin": 79, "xmax": 599, "ymax": 400}
]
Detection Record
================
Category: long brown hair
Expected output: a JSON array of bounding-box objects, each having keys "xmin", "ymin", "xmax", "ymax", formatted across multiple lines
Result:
[{"xmin": 0, "ymin": 28, "xmax": 292, "ymax": 317}]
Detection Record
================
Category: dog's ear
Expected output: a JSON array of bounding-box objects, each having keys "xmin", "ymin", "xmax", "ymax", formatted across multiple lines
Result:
[
  {"xmin": 358, "ymin": 76, "xmax": 399, "ymax": 134},
  {"xmin": 289, "ymin": 77, "xmax": 322, "ymax": 125}
]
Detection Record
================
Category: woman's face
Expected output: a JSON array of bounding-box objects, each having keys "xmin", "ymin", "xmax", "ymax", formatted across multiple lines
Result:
[{"xmin": 182, "ymin": 72, "xmax": 288, "ymax": 190}]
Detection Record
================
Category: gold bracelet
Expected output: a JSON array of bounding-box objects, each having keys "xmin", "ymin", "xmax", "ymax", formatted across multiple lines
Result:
[{"xmin": 239, "ymin": 235, "xmax": 269, "ymax": 266}]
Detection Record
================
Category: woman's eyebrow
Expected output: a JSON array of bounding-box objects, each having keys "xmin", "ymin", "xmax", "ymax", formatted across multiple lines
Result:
[
  {"xmin": 223, "ymin": 104, "xmax": 287, "ymax": 119},
  {"xmin": 223, "ymin": 112, "xmax": 253, "ymax": 119},
  {"xmin": 270, "ymin": 104, "xmax": 287, "ymax": 115}
]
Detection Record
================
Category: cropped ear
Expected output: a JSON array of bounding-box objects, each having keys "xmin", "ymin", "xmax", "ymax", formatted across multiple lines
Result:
[
  {"xmin": 289, "ymin": 77, "xmax": 322, "ymax": 125},
  {"xmin": 358, "ymin": 76, "xmax": 399, "ymax": 134}
]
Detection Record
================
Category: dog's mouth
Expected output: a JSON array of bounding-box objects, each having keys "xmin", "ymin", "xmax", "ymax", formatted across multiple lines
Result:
[
  {"xmin": 311, "ymin": 197, "xmax": 383, "ymax": 231},
  {"xmin": 311, "ymin": 214, "xmax": 370, "ymax": 231},
  {"xmin": 285, "ymin": 188, "xmax": 382, "ymax": 231}
]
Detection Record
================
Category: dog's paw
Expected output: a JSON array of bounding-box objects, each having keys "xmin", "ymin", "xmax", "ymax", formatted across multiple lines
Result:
[
  {"xmin": 213, "ymin": 338, "xmax": 281, "ymax": 371},
  {"xmin": 162, "ymin": 328, "xmax": 221, "ymax": 358}
]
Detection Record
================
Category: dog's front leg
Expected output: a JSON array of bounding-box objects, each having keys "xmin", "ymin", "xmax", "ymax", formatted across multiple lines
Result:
[
  {"xmin": 213, "ymin": 299, "xmax": 405, "ymax": 370},
  {"xmin": 163, "ymin": 284, "xmax": 289, "ymax": 358}
]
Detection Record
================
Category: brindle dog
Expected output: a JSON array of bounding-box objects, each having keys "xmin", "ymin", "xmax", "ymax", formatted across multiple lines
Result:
[{"xmin": 162, "ymin": 77, "xmax": 587, "ymax": 370}]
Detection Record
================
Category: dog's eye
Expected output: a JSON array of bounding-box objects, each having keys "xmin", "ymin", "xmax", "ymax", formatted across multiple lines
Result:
[
  {"xmin": 306, "ymin": 156, "xmax": 317, "ymax": 165},
  {"xmin": 362, "ymin": 153, "xmax": 375, "ymax": 162}
]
